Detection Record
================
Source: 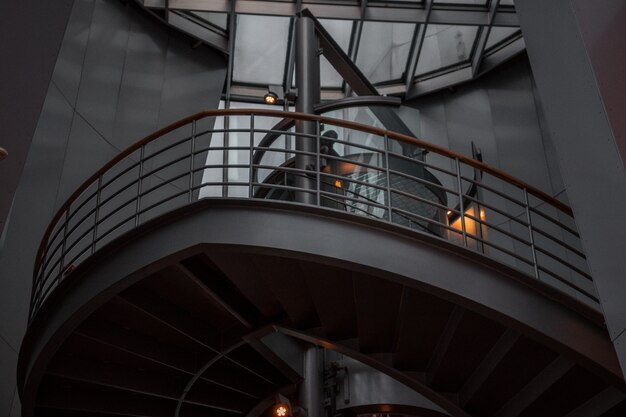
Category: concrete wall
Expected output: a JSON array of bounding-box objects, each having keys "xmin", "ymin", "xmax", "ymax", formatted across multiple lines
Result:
[{"xmin": 0, "ymin": 0, "xmax": 227, "ymax": 414}]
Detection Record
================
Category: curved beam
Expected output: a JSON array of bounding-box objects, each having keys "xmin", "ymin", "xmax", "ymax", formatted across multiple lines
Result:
[
  {"xmin": 33, "ymin": 108, "xmax": 577, "ymax": 285},
  {"xmin": 175, "ymin": 340, "xmax": 247, "ymax": 417},
  {"xmin": 267, "ymin": 325, "xmax": 470, "ymax": 417}
]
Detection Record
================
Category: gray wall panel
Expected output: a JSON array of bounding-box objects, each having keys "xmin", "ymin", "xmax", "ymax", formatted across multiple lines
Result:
[
  {"xmin": 486, "ymin": 58, "xmax": 552, "ymax": 194},
  {"xmin": 74, "ymin": 0, "xmax": 132, "ymax": 144},
  {"xmin": 56, "ymin": 112, "xmax": 120, "ymax": 204},
  {"xmin": 51, "ymin": 0, "xmax": 96, "ymax": 107},
  {"xmin": 0, "ymin": 339, "xmax": 18, "ymax": 417},
  {"xmin": 157, "ymin": 37, "xmax": 227, "ymax": 128},
  {"xmin": 0, "ymin": 0, "xmax": 74, "ymax": 236},
  {"xmin": 0, "ymin": 1, "xmax": 228, "ymax": 411},
  {"xmin": 112, "ymin": 8, "xmax": 168, "ymax": 145},
  {"xmin": 516, "ymin": 0, "xmax": 626, "ymax": 374},
  {"xmin": 9, "ymin": 389, "xmax": 20, "ymax": 417},
  {"xmin": 0, "ymin": 84, "xmax": 74, "ymax": 348}
]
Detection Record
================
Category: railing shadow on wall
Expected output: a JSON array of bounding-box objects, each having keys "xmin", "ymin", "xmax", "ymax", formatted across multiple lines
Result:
[{"xmin": 29, "ymin": 109, "xmax": 597, "ymax": 322}]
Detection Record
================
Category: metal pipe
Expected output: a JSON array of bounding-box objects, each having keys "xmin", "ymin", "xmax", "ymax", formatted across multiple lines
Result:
[
  {"xmin": 295, "ymin": 15, "xmax": 320, "ymax": 205},
  {"xmin": 299, "ymin": 346, "xmax": 322, "ymax": 417}
]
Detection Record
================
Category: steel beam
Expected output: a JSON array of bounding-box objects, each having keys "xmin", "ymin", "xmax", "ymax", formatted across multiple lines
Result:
[
  {"xmin": 157, "ymin": 0, "xmax": 519, "ymax": 27},
  {"xmin": 294, "ymin": 15, "xmax": 319, "ymax": 204},
  {"xmin": 425, "ymin": 306, "xmax": 464, "ymax": 385},
  {"xmin": 404, "ymin": 0, "xmax": 433, "ymax": 91},
  {"xmin": 471, "ymin": 0, "xmax": 500, "ymax": 77},
  {"xmin": 175, "ymin": 263, "xmax": 254, "ymax": 329},
  {"xmin": 493, "ymin": 356, "xmax": 574, "ymax": 417},
  {"xmin": 459, "ymin": 328, "xmax": 519, "ymax": 406},
  {"xmin": 564, "ymin": 387, "xmax": 625, "ymax": 417}
]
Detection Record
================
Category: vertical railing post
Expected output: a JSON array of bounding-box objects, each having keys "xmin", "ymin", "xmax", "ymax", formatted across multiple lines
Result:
[
  {"xmin": 189, "ymin": 120, "xmax": 196, "ymax": 203},
  {"xmin": 384, "ymin": 134, "xmax": 393, "ymax": 222},
  {"xmin": 316, "ymin": 120, "xmax": 321, "ymax": 206},
  {"xmin": 524, "ymin": 188, "xmax": 540, "ymax": 279},
  {"xmin": 249, "ymin": 114, "xmax": 255, "ymax": 198},
  {"xmin": 455, "ymin": 157, "xmax": 468, "ymax": 247},
  {"xmin": 59, "ymin": 208, "xmax": 70, "ymax": 278},
  {"xmin": 92, "ymin": 174, "xmax": 102, "ymax": 254},
  {"xmin": 135, "ymin": 145, "xmax": 145, "ymax": 227}
]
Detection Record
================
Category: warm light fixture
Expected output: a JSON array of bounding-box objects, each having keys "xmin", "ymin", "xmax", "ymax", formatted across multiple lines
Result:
[
  {"xmin": 274, "ymin": 404, "xmax": 289, "ymax": 417},
  {"xmin": 334, "ymin": 180, "xmax": 342, "ymax": 188},
  {"xmin": 446, "ymin": 210, "xmax": 452, "ymax": 216},
  {"xmin": 263, "ymin": 92, "xmax": 278, "ymax": 105}
]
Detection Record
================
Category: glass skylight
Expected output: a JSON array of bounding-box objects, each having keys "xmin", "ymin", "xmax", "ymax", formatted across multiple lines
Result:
[
  {"xmin": 415, "ymin": 25, "xmax": 479, "ymax": 76},
  {"xmin": 356, "ymin": 22, "xmax": 416, "ymax": 84},
  {"xmin": 233, "ymin": 14, "xmax": 290, "ymax": 85},
  {"xmin": 150, "ymin": 0, "xmax": 521, "ymax": 99}
]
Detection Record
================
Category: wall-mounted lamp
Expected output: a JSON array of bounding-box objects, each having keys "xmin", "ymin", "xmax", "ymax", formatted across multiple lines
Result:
[
  {"xmin": 264, "ymin": 85, "xmax": 297, "ymax": 105},
  {"xmin": 264, "ymin": 85, "xmax": 283, "ymax": 105}
]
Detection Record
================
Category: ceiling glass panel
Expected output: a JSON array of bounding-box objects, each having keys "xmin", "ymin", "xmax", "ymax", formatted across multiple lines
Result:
[
  {"xmin": 233, "ymin": 14, "xmax": 290, "ymax": 85},
  {"xmin": 486, "ymin": 27, "xmax": 520, "ymax": 49},
  {"xmin": 434, "ymin": 0, "xmax": 488, "ymax": 5},
  {"xmin": 415, "ymin": 24, "xmax": 478, "ymax": 76},
  {"xmin": 319, "ymin": 19, "xmax": 353, "ymax": 88},
  {"xmin": 500, "ymin": 0, "xmax": 515, "ymax": 5},
  {"xmin": 190, "ymin": 11, "xmax": 228, "ymax": 30},
  {"xmin": 356, "ymin": 21, "xmax": 416, "ymax": 84}
]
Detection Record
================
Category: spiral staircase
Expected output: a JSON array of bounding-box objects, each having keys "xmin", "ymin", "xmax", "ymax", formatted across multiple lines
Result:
[{"xmin": 17, "ymin": 110, "xmax": 626, "ymax": 417}]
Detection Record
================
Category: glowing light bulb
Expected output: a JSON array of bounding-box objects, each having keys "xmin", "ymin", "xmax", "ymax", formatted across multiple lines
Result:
[{"xmin": 274, "ymin": 404, "xmax": 289, "ymax": 417}]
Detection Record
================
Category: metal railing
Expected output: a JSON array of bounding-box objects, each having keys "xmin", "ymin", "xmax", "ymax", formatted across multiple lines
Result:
[{"xmin": 29, "ymin": 109, "xmax": 597, "ymax": 321}]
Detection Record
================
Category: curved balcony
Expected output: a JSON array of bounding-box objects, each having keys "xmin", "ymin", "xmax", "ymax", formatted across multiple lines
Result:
[{"xmin": 29, "ymin": 109, "xmax": 596, "ymax": 322}]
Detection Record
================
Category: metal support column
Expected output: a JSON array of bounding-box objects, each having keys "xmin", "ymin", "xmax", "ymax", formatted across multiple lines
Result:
[
  {"xmin": 295, "ymin": 15, "xmax": 320, "ymax": 205},
  {"xmin": 299, "ymin": 346, "xmax": 322, "ymax": 417}
]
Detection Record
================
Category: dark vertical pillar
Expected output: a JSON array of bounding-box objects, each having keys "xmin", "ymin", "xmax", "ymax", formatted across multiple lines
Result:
[
  {"xmin": 299, "ymin": 346, "xmax": 323, "ymax": 417},
  {"xmin": 295, "ymin": 15, "xmax": 320, "ymax": 205},
  {"xmin": 516, "ymin": 0, "xmax": 626, "ymax": 376}
]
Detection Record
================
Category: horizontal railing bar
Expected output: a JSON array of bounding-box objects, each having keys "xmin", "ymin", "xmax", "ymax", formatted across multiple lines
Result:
[
  {"xmin": 463, "ymin": 211, "xmax": 533, "ymax": 247},
  {"xmin": 141, "ymin": 135, "xmax": 194, "ymax": 162},
  {"xmin": 466, "ymin": 234, "xmax": 535, "ymax": 266},
  {"xmin": 460, "ymin": 194, "xmax": 529, "ymax": 228},
  {"xmin": 534, "ymin": 246, "xmax": 592, "ymax": 281},
  {"xmin": 250, "ymin": 182, "xmax": 318, "ymax": 196},
  {"xmin": 137, "ymin": 172, "xmax": 191, "ymax": 200},
  {"xmin": 320, "ymin": 194, "xmax": 387, "ymax": 220},
  {"xmin": 94, "ymin": 214, "xmax": 142, "ymax": 245},
  {"xmin": 461, "ymin": 174, "xmax": 527, "ymax": 209},
  {"xmin": 391, "ymin": 206, "xmax": 461, "ymax": 235},
  {"xmin": 140, "ymin": 153, "xmax": 193, "ymax": 181},
  {"xmin": 100, "ymin": 159, "xmax": 142, "ymax": 190},
  {"xmin": 97, "ymin": 178, "xmax": 140, "ymax": 212},
  {"xmin": 390, "ymin": 186, "xmax": 450, "ymax": 213},
  {"xmin": 387, "ymin": 150, "xmax": 460, "ymax": 178},
  {"xmin": 65, "ymin": 190, "xmax": 99, "ymax": 225},
  {"xmin": 531, "ymin": 227, "xmax": 586, "ymax": 259},
  {"xmin": 95, "ymin": 195, "xmax": 140, "ymax": 231},
  {"xmin": 529, "ymin": 206, "xmax": 580, "ymax": 237},
  {"xmin": 388, "ymin": 167, "xmax": 459, "ymax": 196},
  {"xmin": 536, "ymin": 265, "xmax": 599, "ymax": 303},
  {"xmin": 318, "ymin": 190, "xmax": 389, "ymax": 212}
]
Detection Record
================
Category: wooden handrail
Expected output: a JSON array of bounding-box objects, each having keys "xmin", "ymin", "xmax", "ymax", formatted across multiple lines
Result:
[{"xmin": 33, "ymin": 109, "xmax": 574, "ymax": 275}]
